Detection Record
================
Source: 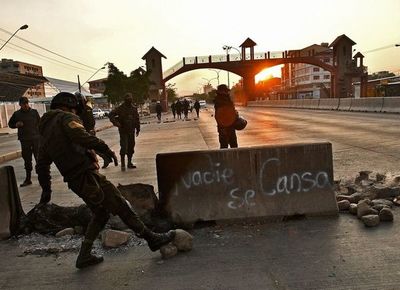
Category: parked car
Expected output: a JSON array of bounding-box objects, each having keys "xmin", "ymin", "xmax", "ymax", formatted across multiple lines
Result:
[
  {"xmin": 92, "ymin": 108, "xmax": 105, "ymax": 119},
  {"xmin": 199, "ymin": 100, "xmax": 207, "ymax": 108},
  {"xmin": 102, "ymin": 109, "xmax": 111, "ymax": 117}
]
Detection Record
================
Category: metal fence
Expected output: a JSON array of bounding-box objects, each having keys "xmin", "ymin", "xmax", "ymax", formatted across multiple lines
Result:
[{"xmin": 0, "ymin": 103, "xmax": 46, "ymax": 128}]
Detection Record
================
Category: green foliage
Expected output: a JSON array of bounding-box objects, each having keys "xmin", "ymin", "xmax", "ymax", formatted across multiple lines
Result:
[
  {"xmin": 166, "ymin": 83, "xmax": 178, "ymax": 102},
  {"xmin": 104, "ymin": 63, "xmax": 153, "ymax": 105}
]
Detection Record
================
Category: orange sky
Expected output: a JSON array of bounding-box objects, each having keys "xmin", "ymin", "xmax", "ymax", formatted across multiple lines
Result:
[{"xmin": 1, "ymin": 0, "xmax": 399, "ymax": 95}]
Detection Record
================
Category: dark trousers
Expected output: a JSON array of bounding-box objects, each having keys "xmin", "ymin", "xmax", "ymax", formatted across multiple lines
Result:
[
  {"xmin": 68, "ymin": 171, "xmax": 145, "ymax": 243},
  {"xmin": 218, "ymin": 126, "xmax": 238, "ymax": 149},
  {"xmin": 119, "ymin": 132, "xmax": 135, "ymax": 157},
  {"xmin": 20, "ymin": 139, "xmax": 39, "ymax": 171},
  {"xmin": 195, "ymin": 108, "xmax": 200, "ymax": 118}
]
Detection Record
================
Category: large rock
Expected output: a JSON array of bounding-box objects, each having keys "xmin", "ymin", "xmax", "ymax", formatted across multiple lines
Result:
[
  {"xmin": 371, "ymin": 199, "xmax": 393, "ymax": 208},
  {"xmin": 379, "ymin": 208, "xmax": 394, "ymax": 222},
  {"xmin": 337, "ymin": 200, "xmax": 350, "ymax": 211},
  {"xmin": 370, "ymin": 185, "xmax": 400, "ymax": 199},
  {"xmin": 102, "ymin": 229, "xmax": 130, "ymax": 248},
  {"xmin": 375, "ymin": 173, "xmax": 386, "ymax": 183},
  {"xmin": 357, "ymin": 199, "xmax": 378, "ymax": 218},
  {"xmin": 349, "ymin": 203, "xmax": 358, "ymax": 215},
  {"xmin": 355, "ymin": 171, "xmax": 371, "ymax": 184},
  {"xmin": 361, "ymin": 215, "xmax": 380, "ymax": 227},
  {"xmin": 117, "ymin": 183, "xmax": 158, "ymax": 217},
  {"xmin": 160, "ymin": 243, "xmax": 178, "ymax": 259},
  {"xmin": 348, "ymin": 192, "xmax": 364, "ymax": 203},
  {"xmin": 22, "ymin": 203, "xmax": 92, "ymax": 235},
  {"xmin": 172, "ymin": 229, "xmax": 193, "ymax": 252}
]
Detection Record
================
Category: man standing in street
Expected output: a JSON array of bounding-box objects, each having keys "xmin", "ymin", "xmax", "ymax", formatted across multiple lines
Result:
[
  {"xmin": 109, "ymin": 93, "xmax": 140, "ymax": 170},
  {"xmin": 36, "ymin": 92, "xmax": 175, "ymax": 269},
  {"xmin": 193, "ymin": 100, "xmax": 200, "ymax": 118},
  {"xmin": 214, "ymin": 84, "xmax": 238, "ymax": 149},
  {"xmin": 8, "ymin": 97, "xmax": 40, "ymax": 187},
  {"xmin": 155, "ymin": 101, "xmax": 162, "ymax": 122}
]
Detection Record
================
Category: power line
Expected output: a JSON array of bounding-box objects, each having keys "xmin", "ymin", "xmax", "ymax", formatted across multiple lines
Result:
[
  {"xmin": 0, "ymin": 27, "xmax": 99, "ymax": 70},
  {"xmin": 362, "ymin": 44, "xmax": 400, "ymax": 54},
  {"xmin": 0, "ymin": 39, "xmax": 108, "ymax": 76}
]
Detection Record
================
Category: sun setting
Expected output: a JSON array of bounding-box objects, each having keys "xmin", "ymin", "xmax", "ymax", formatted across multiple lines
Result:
[{"xmin": 255, "ymin": 65, "xmax": 283, "ymax": 83}]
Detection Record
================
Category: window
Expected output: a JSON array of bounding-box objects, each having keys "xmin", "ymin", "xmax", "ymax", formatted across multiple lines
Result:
[
  {"xmin": 324, "ymin": 58, "xmax": 330, "ymax": 62},
  {"xmin": 313, "ymin": 67, "xmax": 319, "ymax": 72},
  {"xmin": 324, "ymin": 75, "xmax": 330, "ymax": 79},
  {"xmin": 313, "ymin": 75, "xmax": 320, "ymax": 80}
]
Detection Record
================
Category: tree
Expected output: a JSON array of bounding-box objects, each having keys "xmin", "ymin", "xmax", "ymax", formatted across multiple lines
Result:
[
  {"xmin": 166, "ymin": 83, "xmax": 177, "ymax": 102},
  {"xmin": 104, "ymin": 63, "xmax": 153, "ymax": 105},
  {"xmin": 104, "ymin": 63, "xmax": 127, "ymax": 105}
]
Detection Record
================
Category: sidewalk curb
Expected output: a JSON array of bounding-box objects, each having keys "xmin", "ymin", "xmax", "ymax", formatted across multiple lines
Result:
[{"xmin": 0, "ymin": 124, "xmax": 114, "ymax": 165}]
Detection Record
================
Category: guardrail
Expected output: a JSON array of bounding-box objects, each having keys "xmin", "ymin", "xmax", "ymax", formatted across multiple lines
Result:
[{"xmin": 248, "ymin": 97, "xmax": 400, "ymax": 114}]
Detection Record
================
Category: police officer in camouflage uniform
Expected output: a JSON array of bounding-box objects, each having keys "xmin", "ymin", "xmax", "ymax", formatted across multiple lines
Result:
[
  {"xmin": 109, "ymin": 93, "xmax": 140, "ymax": 170},
  {"xmin": 36, "ymin": 92, "xmax": 175, "ymax": 269},
  {"xmin": 8, "ymin": 97, "xmax": 41, "ymax": 187},
  {"xmin": 75, "ymin": 92, "xmax": 111, "ymax": 169}
]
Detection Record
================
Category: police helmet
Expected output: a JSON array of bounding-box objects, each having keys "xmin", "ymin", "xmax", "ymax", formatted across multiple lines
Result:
[{"xmin": 50, "ymin": 92, "xmax": 79, "ymax": 112}]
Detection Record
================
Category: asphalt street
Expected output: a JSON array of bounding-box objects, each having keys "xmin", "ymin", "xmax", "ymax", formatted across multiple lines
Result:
[{"xmin": 1, "ymin": 107, "xmax": 400, "ymax": 289}]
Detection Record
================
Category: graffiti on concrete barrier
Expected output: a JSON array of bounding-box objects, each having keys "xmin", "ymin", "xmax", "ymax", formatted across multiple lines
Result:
[{"xmin": 173, "ymin": 155, "xmax": 331, "ymax": 210}]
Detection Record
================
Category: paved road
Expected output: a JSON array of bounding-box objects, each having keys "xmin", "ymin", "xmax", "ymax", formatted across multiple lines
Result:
[{"xmin": 1, "ymin": 107, "xmax": 400, "ymax": 289}]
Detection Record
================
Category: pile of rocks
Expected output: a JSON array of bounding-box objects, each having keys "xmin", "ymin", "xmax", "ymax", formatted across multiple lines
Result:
[{"xmin": 335, "ymin": 171, "xmax": 397, "ymax": 227}]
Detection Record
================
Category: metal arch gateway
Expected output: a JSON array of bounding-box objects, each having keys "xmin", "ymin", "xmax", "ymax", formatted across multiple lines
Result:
[{"xmin": 143, "ymin": 35, "xmax": 368, "ymax": 104}]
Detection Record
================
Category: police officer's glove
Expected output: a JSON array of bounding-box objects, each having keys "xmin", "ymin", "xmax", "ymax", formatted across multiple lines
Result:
[
  {"xmin": 105, "ymin": 150, "xmax": 118, "ymax": 166},
  {"xmin": 39, "ymin": 190, "xmax": 52, "ymax": 204}
]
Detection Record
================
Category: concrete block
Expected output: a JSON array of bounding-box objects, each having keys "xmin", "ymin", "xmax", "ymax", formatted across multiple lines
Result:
[
  {"xmin": 102, "ymin": 229, "xmax": 130, "ymax": 248},
  {"xmin": 157, "ymin": 142, "xmax": 338, "ymax": 225}
]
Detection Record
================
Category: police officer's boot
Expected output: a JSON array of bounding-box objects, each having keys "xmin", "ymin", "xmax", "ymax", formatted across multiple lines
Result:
[
  {"xmin": 76, "ymin": 240, "xmax": 104, "ymax": 269},
  {"xmin": 140, "ymin": 228, "xmax": 176, "ymax": 251},
  {"xmin": 127, "ymin": 156, "xmax": 136, "ymax": 169},
  {"xmin": 120, "ymin": 154, "xmax": 126, "ymax": 171},
  {"xmin": 20, "ymin": 170, "xmax": 32, "ymax": 187}
]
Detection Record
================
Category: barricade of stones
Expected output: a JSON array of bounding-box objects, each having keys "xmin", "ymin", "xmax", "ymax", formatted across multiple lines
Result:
[
  {"xmin": 17, "ymin": 183, "xmax": 193, "ymax": 258},
  {"xmin": 335, "ymin": 171, "xmax": 397, "ymax": 227}
]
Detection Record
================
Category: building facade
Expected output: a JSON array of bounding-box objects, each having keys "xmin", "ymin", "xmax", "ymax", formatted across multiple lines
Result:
[
  {"xmin": 0, "ymin": 59, "xmax": 45, "ymax": 98},
  {"xmin": 280, "ymin": 43, "xmax": 332, "ymax": 99},
  {"xmin": 88, "ymin": 78, "xmax": 106, "ymax": 94}
]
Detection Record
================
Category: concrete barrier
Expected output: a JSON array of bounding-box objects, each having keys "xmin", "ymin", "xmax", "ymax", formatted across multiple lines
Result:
[
  {"xmin": 318, "ymin": 98, "xmax": 339, "ymax": 110},
  {"xmin": 157, "ymin": 142, "xmax": 338, "ymax": 225},
  {"xmin": 350, "ymin": 97, "xmax": 384, "ymax": 112},
  {"xmin": 287, "ymin": 99, "xmax": 298, "ymax": 108},
  {"xmin": 0, "ymin": 166, "xmax": 23, "ymax": 239},
  {"xmin": 338, "ymin": 98, "xmax": 352, "ymax": 111},
  {"xmin": 302, "ymin": 99, "xmax": 319, "ymax": 109},
  {"xmin": 381, "ymin": 97, "xmax": 400, "ymax": 113}
]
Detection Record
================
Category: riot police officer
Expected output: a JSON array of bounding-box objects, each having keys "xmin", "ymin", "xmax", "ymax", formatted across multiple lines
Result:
[
  {"xmin": 109, "ymin": 93, "xmax": 140, "ymax": 170},
  {"xmin": 36, "ymin": 92, "xmax": 175, "ymax": 269}
]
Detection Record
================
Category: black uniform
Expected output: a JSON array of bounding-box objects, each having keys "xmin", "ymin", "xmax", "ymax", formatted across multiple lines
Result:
[
  {"xmin": 109, "ymin": 102, "xmax": 140, "ymax": 159},
  {"xmin": 36, "ymin": 110, "xmax": 144, "ymax": 257},
  {"xmin": 156, "ymin": 103, "xmax": 162, "ymax": 121},
  {"xmin": 171, "ymin": 102, "xmax": 176, "ymax": 119},
  {"xmin": 214, "ymin": 94, "xmax": 238, "ymax": 149},
  {"xmin": 36, "ymin": 108, "xmax": 174, "ymax": 268},
  {"xmin": 8, "ymin": 108, "xmax": 40, "ymax": 172},
  {"xmin": 193, "ymin": 100, "xmax": 200, "ymax": 118}
]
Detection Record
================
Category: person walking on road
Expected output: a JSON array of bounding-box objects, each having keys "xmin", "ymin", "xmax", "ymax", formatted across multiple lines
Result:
[
  {"xmin": 214, "ymin": 84, "xmax": 238, "ymax": 149},
  {"xmin": 175, "ymin": 100, "xmax": 182, "ymax": 120},
  {"xmin": 183, "ymin": 99, "xmax": 189, "ymax": 119},
  {"xmin": 8, "ymin": 97, "xmax": 40, "ymax": 187},
  {"xmin": 193, "ymin": 100, "xmax": 200, "ymax": 118},
  {"xmin": 156, "ymin": 101, "xmax": 162, "ymax": 122},
  {"xmin": 36, "ymin": 92, "xmax": 175, "ymax": 269},
  {"xmin": 171, "ymin": 101, "xmax": 176, "ymax": 119},
  {"xmin": 109, "ymin": 93, "xmax": 140, "ymax": 170}
]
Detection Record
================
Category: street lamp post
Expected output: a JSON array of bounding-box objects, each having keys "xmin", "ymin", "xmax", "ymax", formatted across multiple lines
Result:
[
  {"xmin": 0, "ymin": 24, "xmax": 29, "ymax": 52},
  {"xmin": 208, "ymin": 69, "xmax": 220, "ymax": 85},
  {"xmin": 222, "ymin": 45, "xmax": 242, "ymax": 88},
  {"xmin": 80, "ymin": 63, "xmax": 108, "ymax": 91},
  {"xmin": 202, "ymin": 77, "xmax": 218, "ymax": 85}
]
